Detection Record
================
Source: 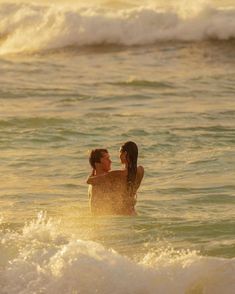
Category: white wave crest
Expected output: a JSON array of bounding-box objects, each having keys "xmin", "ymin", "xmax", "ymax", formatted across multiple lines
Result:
[
  {"xmin": 1, "ymin": 213, "xmax": 235, "ymax": 294},
  {"xmin": 0, "ymin": 2, "xmax": 235, "ymax": 54}
]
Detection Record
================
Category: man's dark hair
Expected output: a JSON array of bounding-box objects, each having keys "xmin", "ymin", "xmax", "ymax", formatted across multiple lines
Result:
[{"xmin": 89, "ymin": 149, "xmax": 108, "ymax": 169}]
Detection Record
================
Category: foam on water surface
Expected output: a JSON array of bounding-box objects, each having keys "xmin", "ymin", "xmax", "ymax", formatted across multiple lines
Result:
[
  {"xmin": 0, "ymin": 2, "xmax": 235, "ymax": 293},
  {"xmin": 1, "ymin": 213, "xmax": 235, "ymax": 294}
]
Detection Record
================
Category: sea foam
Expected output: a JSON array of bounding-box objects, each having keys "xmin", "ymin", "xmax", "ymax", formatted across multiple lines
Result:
[
  {"xmin": 0, "ymin": 212, "xmax": 235, "ymax": 294},
  {"xmin": 0, "ymin": 2, "xmax": 235, "ymax": 54}
]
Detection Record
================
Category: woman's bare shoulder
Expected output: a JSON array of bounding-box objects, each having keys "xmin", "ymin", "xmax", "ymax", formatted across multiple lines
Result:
[
  {"xmin": 136, "ymin": 166, "xmax": 144, "ymax": 182},
  {"xmin": 137, "ymin": 165, "xmax": 144, "ymax": 175}
]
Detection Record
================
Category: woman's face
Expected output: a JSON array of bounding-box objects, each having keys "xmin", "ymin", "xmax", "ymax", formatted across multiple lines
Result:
[{"xmin": 119, "ymin": 149, "xmax": 127, "ymax": 164}]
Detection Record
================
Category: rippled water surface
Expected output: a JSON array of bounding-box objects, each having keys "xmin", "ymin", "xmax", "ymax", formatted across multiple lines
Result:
[
  {"xmin": 0, "ymin": 1, "xmax": 235, "ymax": 293},
  {"xmin": 1, "ymin": 40, "xmax": 234, "ymax": 252}
]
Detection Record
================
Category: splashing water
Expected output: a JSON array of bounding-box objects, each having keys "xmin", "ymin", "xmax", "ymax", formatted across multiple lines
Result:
[
  {"xmin": 0, "ymin": 1, "xmax": 235, "ymax": 54},
  {"xmin": 0, "ymin": 213, "xmax": 235, "ymax": 294}
]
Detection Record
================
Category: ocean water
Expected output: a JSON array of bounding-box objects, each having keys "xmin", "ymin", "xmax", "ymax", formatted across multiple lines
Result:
[{"xmin": 0, "ymin": 0, "xmax": 235, "ymax": 293}]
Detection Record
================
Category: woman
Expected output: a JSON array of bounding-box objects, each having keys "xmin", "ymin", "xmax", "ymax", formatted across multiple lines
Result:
[
  {"xmin": 119, "ymin": 141, "xmax": 144, "ymax": 215},
  {"xmin": 87, "ymin": 141, "xmax": 144, "ymax": 215}
]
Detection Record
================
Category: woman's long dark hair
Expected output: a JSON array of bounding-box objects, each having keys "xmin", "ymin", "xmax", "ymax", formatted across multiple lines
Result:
[{"xmin": 120, "ymin": 141, "xmax": 138, "ymax": 195}]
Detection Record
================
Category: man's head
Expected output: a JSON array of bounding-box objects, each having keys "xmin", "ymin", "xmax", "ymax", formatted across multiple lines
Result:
[{"xmin": 89, "ymin": 149, "xmax": 111, "ymax": 173}]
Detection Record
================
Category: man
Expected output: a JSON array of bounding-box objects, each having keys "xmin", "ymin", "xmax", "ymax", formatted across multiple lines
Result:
[{"xmin": 87, "ymin": 149, "xmax": 114, "ymax": 215}]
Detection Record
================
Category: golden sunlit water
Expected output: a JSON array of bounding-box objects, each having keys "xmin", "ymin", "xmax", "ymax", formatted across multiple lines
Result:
[{"xmin": 0, "ymin": 0, "xmax": 235, "ymax": 293}]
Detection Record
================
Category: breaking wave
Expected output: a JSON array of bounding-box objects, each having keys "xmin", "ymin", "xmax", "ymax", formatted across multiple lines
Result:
[
  {"xmin": 0, "ymin": 2, "xmax": 235, "ymax": 54},
  {"xmin": 0, "ymin": 212, "xmax": 235, "ymax": 293}
]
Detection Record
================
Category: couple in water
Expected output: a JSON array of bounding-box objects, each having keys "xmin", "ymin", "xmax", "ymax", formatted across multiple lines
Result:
[{"xmin": 87, "ymin": 141, "xmax": 144, "ymax": 216}]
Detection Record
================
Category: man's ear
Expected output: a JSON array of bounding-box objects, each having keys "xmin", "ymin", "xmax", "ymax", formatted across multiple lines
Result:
[{"xmin": 94, "ymin": 162, "xmax": 100, "ymax": 169}]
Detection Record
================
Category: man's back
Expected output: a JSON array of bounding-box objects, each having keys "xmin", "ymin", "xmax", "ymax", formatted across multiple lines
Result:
[{"xmin": 89, "ymin": 180, "xmax": 117, "ymax": 215}]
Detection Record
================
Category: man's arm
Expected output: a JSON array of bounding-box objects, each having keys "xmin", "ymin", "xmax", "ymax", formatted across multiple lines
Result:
[
  {"xmin": 86, "ymin": 170, "xmax": 123, "ymax": 185},
  {"xmin": 86, "ymin": 169, "xmax": 96, "ymax": 184}
]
